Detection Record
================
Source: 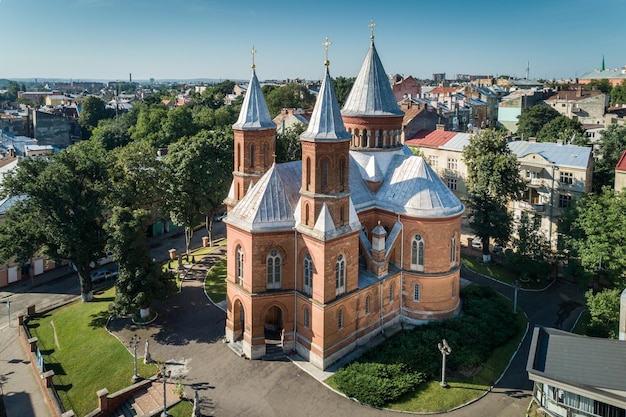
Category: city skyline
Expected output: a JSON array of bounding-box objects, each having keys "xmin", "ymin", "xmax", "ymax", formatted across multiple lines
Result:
[{"xmin": 0, "ymin": 0, "xmax": 624, "ymax": 82}]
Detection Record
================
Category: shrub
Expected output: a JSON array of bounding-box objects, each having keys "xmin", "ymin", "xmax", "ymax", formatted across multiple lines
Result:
[{"xmin": 333, "ymin": 362, "xmax": 424, "ymax": 407}]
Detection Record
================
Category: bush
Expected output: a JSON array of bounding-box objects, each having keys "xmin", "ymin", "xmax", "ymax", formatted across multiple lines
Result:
[{"xmin": 333, "ymin": 362, "xmax": 424, "ymax": 407}]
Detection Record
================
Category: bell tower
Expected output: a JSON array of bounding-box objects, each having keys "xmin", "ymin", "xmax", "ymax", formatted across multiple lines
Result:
[{"xmin": 226, "ymin": 46, "xmax": 276, "ymax": 209}]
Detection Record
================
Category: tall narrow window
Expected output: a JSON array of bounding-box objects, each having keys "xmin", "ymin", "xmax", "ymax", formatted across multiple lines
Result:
[
  {"xmin": 263, "ymin": 143, "xmax": 269, "ymax": 167},
  {"xmin": 266, "ymin": 249, "xmax": 282, "ymax": 289},
  {"xmin": 452, "ymin": 281, "xmax": 456, "ymax": 298},
  {"xmin": 236, "ymin": 245, "xmax": 244, "ymax": 285},
  {"xmin": 413, "ymin": 284, "xmax": 420, "ymax": 301},
  {"xmin": 339, "ymin": 157, "xmax": 345, "ymax": 189},
  {"xmin": 335, "ymin": 254, "xmax": 346, "ymax": 296},
  {"xmin": 411, "ymin": 234, "xmax": 424, "ymax": 271},
  {"xmin": 250, "ymin": 144, "xmax": 255, "ymax": 168},
  {"xmin": 339, "ymin": 204, "xmax": 345, "ymax": 225},
  {"xmin": 338, "ymin": 309, "xmax": 344, "ymax": 329},
  {"xmin": 304, "ymin": 307, "xmax": 310, "ymax": 328},
  {"xmin": 365, "ymin": 295, "xmax": 370, "ymax": 315},
  {"xmin": 237, "ymin": 144, "xmax": 241, "ymax": 170},
  {"xmin": 306, "ymin": 157, "xmax": 311, "ymax": 191},
  {"xmin": 303, "ymin": 253, "xmax": 313, "ymax": 295},
  {"xmin": 321, "ymin": 159, "xmax": 329, "ymax": 189},
  {"xmin": 389, "ymin": 283, "xmax": 394, "ymax": 302},
  {"xmin": 450, "ymin": 234, "xmax": 457, "ymax": 264},
  {"xmin": 305, "ymin": 203, "xmax": 310, "ymax": 226}
]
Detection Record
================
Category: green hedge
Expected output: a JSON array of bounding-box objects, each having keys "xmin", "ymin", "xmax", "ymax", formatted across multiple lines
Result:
[{"xmin": 333, "ymin": 285, "xmax": 517, "ymax": 406}]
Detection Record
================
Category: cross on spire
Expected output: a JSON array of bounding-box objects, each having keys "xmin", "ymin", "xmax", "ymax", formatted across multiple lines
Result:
[
  {"xmin": 322, "ymin": 36, "xmax": 332, "ymax": 67},
  {"xmin": 369, "ymin": 19, "xmax": 376, "ymax": 40},
  {"xmin": 250, "ymin": 45, "xmax": 257, "ymax": 69}
]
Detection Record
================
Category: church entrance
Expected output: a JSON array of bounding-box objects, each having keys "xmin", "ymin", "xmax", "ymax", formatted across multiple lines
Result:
[
  {"xmin": 264, "ymin": 305, "xmax": 283, "ymax": 348},
  {"xmin": 233, "ymin": 300, "xmax": 245, "ymax": 341}
]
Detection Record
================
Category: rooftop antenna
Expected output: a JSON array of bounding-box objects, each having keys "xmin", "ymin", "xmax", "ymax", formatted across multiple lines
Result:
[{"xmin": 525, "ymin": 61, "xmax": 530, "ymax": 80}]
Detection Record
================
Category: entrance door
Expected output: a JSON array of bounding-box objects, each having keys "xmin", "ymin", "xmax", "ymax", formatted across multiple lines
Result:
[
  {"xmin": 233, "ymin": 300, "xmax": 245, "ymax": 341},
  {"xmin": 264, "ymin": 306, "xmax": 283, "ymax": 344}
]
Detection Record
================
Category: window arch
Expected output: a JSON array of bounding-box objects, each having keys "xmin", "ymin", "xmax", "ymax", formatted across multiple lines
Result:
[
  {"xmin": 304, "ymin": 307, "xmax": 310, "ymax": 328},
  {"xmin": 365, "ymin": 295, "xmax": 370, "ymax": 315},
  {"xmin": 411, "ymin": 234, "xmax": 425, "ymax": 271},
  {"xmin": 450, "ymin": 234, "xmax": 457, "ymax": 265},
  {"xmin": 236, "ymin": 143, "xmax": 241, "ymax": 170},
  {"xmin": 266, "ymin": 249, "xmax": 281, "ymax": 289},
  {"xmin": 338, "ymin": 309, "xmax": 344, "ymax": 329},
  {"xmin": 303, "ymin": 253, "xmax": 313, "ymax": 295},
  {"xmin": 413, "ymin": 284, "xmax": 420, "ymax": 301},
  {"xmin": 250, "ymin": 144, "xmax": 255, "ymax": 168},
  {"xmin": 236, "ymin": 245, "xmax": 244, "ymax": 285},
  {"xmin": 335, "ymin": 254, "xmax": 346, "ymax": 296},
  {"xmin": 306, "ymin": 157, "xmax": 311, "ymax": 191},
  {"xmin": 321, "ymin": 159, "xmax": 329, "ymax": 189}
]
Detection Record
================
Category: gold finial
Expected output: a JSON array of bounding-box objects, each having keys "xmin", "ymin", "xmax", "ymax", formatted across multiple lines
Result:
[
  {"xmin": 322, "ymin": 36, "xmax": 332, "ymax": 67},
  {"xmin": 250, "ymin": 45, "xmax": 257, "ymax": 69},
  {"xmin": 369, "ymin": 19, "xmax": 376, "ymax": 41}
]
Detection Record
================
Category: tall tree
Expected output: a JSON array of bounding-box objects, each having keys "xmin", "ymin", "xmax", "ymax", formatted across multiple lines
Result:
[
  {"xmin": 610, "ymin": 80, "xmax": 626, "ymax": 106},
  {"xmin": 516, "ymin": 104, "xmax": 560, "ymax": 140},
  {"xmin": 333, "ymin": 76, "xmax": 356, "ymax": 108},
  {"xmin": 536, "ymin": 115, "xmax": 586, "ymax": 145},
  {"xmin": 275, "ymin": 123, "xmax": 305, "ymax": 163},
  {"xmin": 161, "ymin": 130, "xmax": 234, "ymax": 251},
  {"xmin": 463, "ymin": 129, "xmax": 526, "ymax": 257},
  {"xmin": 78, "ymin": 96, "xmax": 114, "ymax": 139},
  {"xmin": 0, "ymin": 140, "xmax": 108, "ymax": 301},
  {"xmin": 592, "ymin": 124, "xmax": 626, "ymax": 192},
  {"xmin": 506, "ymin": 212, "xmax": 550, "ymax": 281},
  {"xmin": 264, "ymin": 84, "xmax": 315, "ymax": 117},
  {"xmin": 584, "ymin": 288, "xmax": 621, "ymax": 338}
]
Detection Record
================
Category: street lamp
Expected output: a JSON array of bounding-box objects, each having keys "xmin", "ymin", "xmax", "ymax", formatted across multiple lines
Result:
[
  {"xmin": 513, "ymin": 280, "xmax": 519, "ymax": 315},
  {"xmin": 130, "ymin": 334, "xmax": 140, "ymax": 382},
  {"xmin": 438, "ymin": 339, "xmax": 452, "ymax": 388},
  {"xmin": 160, "ymin": 363, "xmax": 172, "ymax": 417}
]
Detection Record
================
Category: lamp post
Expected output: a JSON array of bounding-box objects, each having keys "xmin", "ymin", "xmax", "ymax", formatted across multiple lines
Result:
[
  {"xmin": 130, "ymin": 334, "xmax": 140, "ymax": 382},
  {"xmin": 160, "ymin": 363, "xmax": 171, "ymax": 417},
  {"xmin": 438, "ymin": 339, "xmax": 452, "ymax": 388},
  {"xmin": 547, "ymin": 162, "xmax": 559, "ymax": 250},
  {"xmin": 513, "ymin": 280, "xmax": 519, "ymax": 314}
]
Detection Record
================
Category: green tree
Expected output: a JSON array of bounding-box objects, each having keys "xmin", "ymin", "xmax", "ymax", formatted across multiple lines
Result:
[
  {"xmin": 592, "ymin": 124, "xmax": 626, "ymax": 192},
  {"xmin": 585, "ymin": 288, "xmax": 621, "ymax": 338},
  {"xmin": 161, "ymin": 106, "xmax": 197, "ymax": 147},
  {"xmin": 610, "ymin": 80, "xmax": 626, "ymax": 106},
  {"xmin": 106, "ymin": 207, "xmax": 176, "ymax": 317},
  {"xmin": 506, "ymin": 212, "xmax": 550, "ymax": 281},
  {"xmin": 91, "ymin": 118, "xmax": 132, "ymax": 150},
  {"xmin": 536, "ymin": 115, "xmax": 586, "ymax": 145},
  {"xmin": 333, "ymin": 76, "xmax": 355, "ymax": 108},
  {"xmin": 129, "ymin": 103, "xmax": 169, "ymax": 147},
  {"xmin": 567, "ymin": 188, "xmax": 626, "ymax": 289},
  {"xmin": 587, "ymin": 78, "xmax": 613, "ymax": 94},
  {"xmin": 78, "ymin": 96, "xmax": 114, "ymax": 139},
  {"xmin": 161, "ymin": 130, "xmax": 234, "ymax": 252},
  {"xmin": 0, "ymin": 141, "xmax": 109, "ymax": 301},
  {"xmin": 275, "ymin": 123, "xmax": 305, "ymax": 163},
  {"xmin": 463, "ymin": 129, "xmax": 526, "ymax": 256},
  {"xmin": 265, "ymin": 84, "xmax": 315, "ymax": 117},
  {"xmin": 516, "ymin": 104, "xmax": 560, "ymax": 140},
  {"xmin": 6, "ymin": 81, "xmax": 20, "ymax": 101}
]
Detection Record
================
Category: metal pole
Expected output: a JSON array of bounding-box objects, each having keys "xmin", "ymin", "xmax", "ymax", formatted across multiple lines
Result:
[
  {"xmin": 513, "ymin": 281, "xmax": 519, "ymax": 314},
  {"xmin": 7, "ymin": 300, "xmax": 10, "ymax": 327},
  {"xmin": 438, "ymin": 339, "xmax": 451, "ymax": 388},
  {"xmin": 161, "ymin": 364, "xmax": 169, "ymax": 417}
]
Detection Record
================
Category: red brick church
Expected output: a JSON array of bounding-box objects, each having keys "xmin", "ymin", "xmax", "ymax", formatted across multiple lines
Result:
[{"xmin": 224, "ymin": 31, "xmax": 465, "ymax": 370}]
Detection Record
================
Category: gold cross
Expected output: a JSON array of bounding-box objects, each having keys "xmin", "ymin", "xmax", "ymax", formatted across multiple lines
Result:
[
  {"xmin": 369, "ymin": 19, "xmax": 376, "ymax": 40},
  {"xmin": 322, "ymin": 36, "xmax": 332, "ymax": 67},
  {"xmin": 250, "ymin": 45, "xmax": 257, "ymax": 69}
]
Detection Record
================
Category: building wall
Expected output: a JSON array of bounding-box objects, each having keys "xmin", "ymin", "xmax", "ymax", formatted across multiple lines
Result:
[{"xmin": 32, "ymin": 110, "xmax": 72, "ymax": 147}]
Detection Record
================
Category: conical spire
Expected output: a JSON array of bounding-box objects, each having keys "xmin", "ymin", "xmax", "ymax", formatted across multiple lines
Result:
[
  {"xmin": 300, "ymin": 65, "xmax": 351, "ymax": 142},
  {"xmin": 601, "ymin": 55, "xmax": 606, "ymax": 71},
  {"xmin": 233, "ymin": 67, "xmax": 274, "ymax": 130},
  {"xmin": 342, "ymin": 38, "xmax": 403, "ymax": 117}
]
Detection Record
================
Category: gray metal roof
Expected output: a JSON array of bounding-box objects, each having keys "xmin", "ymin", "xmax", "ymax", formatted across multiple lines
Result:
[
  {"xmin": 341, "ymin": 41, "xmax": 403, "ymax": 117},
  {"xmin": 232, "ymin": 69, "xmax": 275, "ymax": 130},
  {"xmin": 300, "ymin": 67, "xmax": 351, "ymax": 142},
  {"xmin": 439, "ymin": 132, "xmax": 471, "ymax": 152},
  {"xmin": 527, "ymin": 326, "xmax": 626, "ymax": 394},
  {"xmin": 507, "ymin": 140, "xmax": 592, "ymax": 169}
]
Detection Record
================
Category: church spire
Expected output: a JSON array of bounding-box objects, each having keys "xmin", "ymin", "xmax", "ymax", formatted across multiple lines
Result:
[
  {"xmin": 601, "ymin": 54, "xmax": 605, "ymax": 71},
  {"xmin": 232, "ymin": 47, "xmax": 274, "ymax": 130}
]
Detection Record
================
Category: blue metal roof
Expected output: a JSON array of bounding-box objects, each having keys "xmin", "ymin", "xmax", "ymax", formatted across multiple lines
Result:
[{"xmin": 507, "ymin": 140, "xmax": 591, "ymax": 169}]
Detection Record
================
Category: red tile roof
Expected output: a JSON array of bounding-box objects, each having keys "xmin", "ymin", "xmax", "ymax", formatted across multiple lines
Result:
[
  {"xmin": 405, "ymin": 129, "xmax": 456, "ymax": 148},
  {"xmin": 428, "ymin": 87, "xmax": 457, "ymax": 95},
  {"xmin": 616, "ymin": 150, "xmax": 626, "ymax": 172}
]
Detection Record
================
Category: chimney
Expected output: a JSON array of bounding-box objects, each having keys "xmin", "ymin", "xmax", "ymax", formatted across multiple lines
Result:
[
  {"xmin": 528, "ymin": 137, "xmax": 536, "ymax": 143},
  {"xmin": 576, "ymin": 86, "xmax": 582, "ymax": 98},
  {"xmin": 619, "ymin": 290, "xmax": 626, "ymax": 340},
  {"xmin": 436, "ymin": 123, "xmax": 446, "ymax": 131}
]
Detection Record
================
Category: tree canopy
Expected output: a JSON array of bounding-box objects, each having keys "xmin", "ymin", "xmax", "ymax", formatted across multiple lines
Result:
[
  {"xmin": 592, "ymin": 124, "xmax": 626, "ymax": 192},
  {"xmin": 264, "ymin": 84, "xmax": 315, "ymax": 117},
  {"xmin": 535, "ymin": 115, "xmax": 586, "ymax": 145},
  {"xmin": 516, "ymin": 104, "xmax": 560, "ymax": 140},
  {"xmin": 78, "ymin": 96, "xmax": 115, "ymax": 140}
]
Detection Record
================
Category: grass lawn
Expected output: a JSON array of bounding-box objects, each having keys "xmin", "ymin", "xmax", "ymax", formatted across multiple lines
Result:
[
  {"xmin": 326, "ymin": 294, "xmax": 527, "ymax": 412},
  {"xmin": 163, "ymin": 238, "xmax": 226, "ymax": 271},
  {"xmin": 27, "ymin": 287, "xmax": 158, "ymax": 416},
  {"xmin": 461, "ymin": 254, "xmax": 548, "ymax": 290},
  {"xmin": 168, "ymin": 399, "xmax": 194, "ymax": 416},
  {"xmin": 205, "ymin": 257, "xmax": 227, "ymax": 303}
]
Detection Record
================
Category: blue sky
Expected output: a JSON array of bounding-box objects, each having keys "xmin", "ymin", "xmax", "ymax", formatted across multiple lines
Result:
[{"xmin": 0, "ymin": 0, "xmax": 623, "ymax": 82}]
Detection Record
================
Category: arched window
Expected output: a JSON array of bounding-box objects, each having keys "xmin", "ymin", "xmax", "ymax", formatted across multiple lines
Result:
[
  {"xmin": 303, "ymin": 253, "xmax": 313, "ymax": 295},
  {"xmin": 354, "ymin": 129, "xmax": 360, "ymax": 147},
  {"xmin": 450, "ymin": 234, "xmax": 457, "ymax": 265},
  {"xmin": 365, "ymin": 295, "xmax": 370, "ymax": 315},
  {"xmin": 263, "ymin": 143, "xmax": 269, "ymax": 167},
  {"xmin": 339, "ymin": 157, "xmax": 345, "ymax": 189},
  {"xmin": 411, "ymin": 234, "xmax": 425, "ymax": 271},
  {"xmin": 452, "ymin": 281, "xmax": 456, "ymax": 298},
  {"xmin": 339, "ymin": 204, "xmax": 345, "ymax": 225},
  {"xmin": 389, "ymin": 283, "xmax": 394, "ymax": 302},
  {"xmin": 236, "ymin": 183, "xmax": 241, "ymax": 200},
  {"xmin": 321, "ymin": 159, "xmax": 329, "ymax": 189},
  {"xmin": 306, "ymin": 157, "xmax": 311, "ymax": 191},
  {"xmin": 236, "ymin": 143, "xmax": 241, "ymax": 170},
  {"xmin": 305, "ymin": 203, "xmax": 310, "ymax": 226},
  {"xmin": 266, "ymin": 249, "xmax": 281, "ymax": 289},
  {"xmin": 304, "ymin": 307, "xmax": 310, "ymax": 328},
  {"xmin": 250, "ymin": 144, "xmax": 255, "ymax": 168},
  {"xmin": 335, "ymin": 254, "xmax": 346, "ymax": 296},
  {"xmin": 338, "ymin": 309, "xmax": 344, "ymax": 329},
  {"xmin": 236, "ymin": 245, "xmax": 244, "ymax": 285},
  {"xmin": 413, "ymin": 284, "xmax": 420, "ymax": 301},
  {"xmin": 363, "ymin": 129, "xmax": 369, "ymax": 147}
]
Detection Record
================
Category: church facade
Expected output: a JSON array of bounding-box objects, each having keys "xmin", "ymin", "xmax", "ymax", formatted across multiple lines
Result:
[{"xmin": 224, "ymin": 34, "xmax": 465, "ymax": 370}]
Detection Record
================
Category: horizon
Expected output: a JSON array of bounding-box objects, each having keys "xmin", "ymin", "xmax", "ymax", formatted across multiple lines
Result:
[{"xmin": 0, "ymin": 0, "xmax": 623, "ymax": 82}]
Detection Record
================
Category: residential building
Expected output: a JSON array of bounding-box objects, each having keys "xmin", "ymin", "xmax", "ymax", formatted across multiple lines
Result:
[
  {"xmin": 391, "ymin": 75, "xmax": 421, "ymax": 102},
  {"xmin": 527, "ymin": 326, "xmax": 626, "ymax": 417},
  {"xmin": 497, "ymin": 89, "xmax": 550, "ymax": 134},
  {"xmin": 616, "ymin": 150, "xmax": 626, "ymax": 191},
  {"xmin": 272, "ymin": 108, "xmax": 312, "ymax": 134},
  {"xmin": 545, "ymin": 88, "xmax": 609, "ymax": 125},
  {"xmin": 578, "ymin": 65, "xmax": 626, "ymax": 87},
  {"xmin": 224, "ymin": 35, "xmax": 464, "ymax": 370}
]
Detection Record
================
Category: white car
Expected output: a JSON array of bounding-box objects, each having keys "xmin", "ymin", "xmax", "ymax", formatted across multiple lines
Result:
[
  {"xmin": 90, "ymin": 267, "xmax": 119, "ymax": 283},
  {"xmin": 472, "ymin": 238, "xmax": 482, "ymax": 249}
]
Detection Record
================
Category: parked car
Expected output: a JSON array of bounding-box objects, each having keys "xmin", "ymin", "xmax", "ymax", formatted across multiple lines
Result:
[
  {"xmin": 492, "ymin": 245, "xmax": 503, "ymax": 254},
  {"xmin": 90, "ymin": 266, "xmax": 118, "ymax": 283},
  {"xmin": 472, "ymin": 238, "xmax": 482, "ymax": 249}
]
